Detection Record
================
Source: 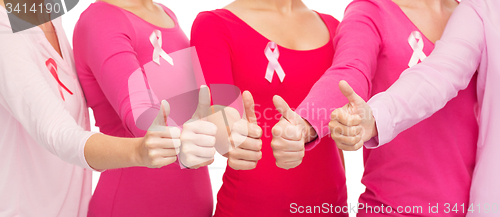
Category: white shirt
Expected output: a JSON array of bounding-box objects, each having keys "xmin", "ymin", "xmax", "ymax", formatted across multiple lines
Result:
[{"xmin": 0, "ymin": 7, "xmax": 96, "ymax": 217}]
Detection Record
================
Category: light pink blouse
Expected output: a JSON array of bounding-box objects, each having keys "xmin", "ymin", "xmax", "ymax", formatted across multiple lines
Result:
[
  {"xmin": 0, "ymin": 8, "xmax": 95, "ymax": 217},
  {"xmin": 368, "ymin": 0, "xmax": 500, "ymax": 216}
]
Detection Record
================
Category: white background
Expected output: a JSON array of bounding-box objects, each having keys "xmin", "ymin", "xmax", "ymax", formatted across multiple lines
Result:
[{"xmin": 61, "ymin": 1, "xmax": 364, "ymax": 216}]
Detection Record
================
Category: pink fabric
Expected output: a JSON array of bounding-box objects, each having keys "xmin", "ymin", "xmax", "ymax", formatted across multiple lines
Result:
[
  {"xmin": 0, "ymin": 8, "xmax": 95, "ymax": 217},
  {"xmin": 73, "ymin": 2, "xmax": 212, "ymax": 217},
  {"xmin": 367, "ymin": 0, "xmax": 500, "ymax": 216},
  {"xmin": 297, "ymin": 0, "xmax": 478, "ymax": 216},
  {"xmin": 191, "ymin": 9, "xmax": 347, "ymax": 217}
]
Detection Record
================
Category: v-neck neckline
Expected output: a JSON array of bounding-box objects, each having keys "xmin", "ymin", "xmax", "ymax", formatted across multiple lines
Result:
[
  {"xmin": 0, "ymin": 6, "xmax": 67, "ymax": 62},
  {"xmin": 34, "ymin": 19, "xmax": 71, "ymax": 74},
  {"xmin": 219, "ymin": 8, "xmax": 333, "ymax": 52},
  {"xmin": 37, "ymin": 21, "xmax": 65, "ymax": 61},
  {"xmin": 388, "ymin": 0, "xmax": 437, "ymax": 46}
]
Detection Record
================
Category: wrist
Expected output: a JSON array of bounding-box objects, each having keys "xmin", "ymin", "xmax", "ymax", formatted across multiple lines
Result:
[
  {"xmin": 371, "ymin": 117, "xmax": 378, "ymax": 138},
  {"xmin": 131, "ymin": 138, "xmax": 145, "ymax": 167},
  {"xmin": 302, "ymin": 119, "xmax": 317, "ymax": 143}
]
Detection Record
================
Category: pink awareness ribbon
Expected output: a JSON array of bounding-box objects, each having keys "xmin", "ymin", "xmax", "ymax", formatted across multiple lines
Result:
[
  {"xmin": 264, "ymin": 42, "xmax": 285, "ymax": 83},
  {"xmin": 408, "ymin": 31, "xmax": 427, "ymax": 68},
  {"xmin": 150, "ymin": 30, "xmax": 174, "ymax": 66},
  {"xmin": 45, "ymin": 58, "xmax": 73, "ymax": 101}
]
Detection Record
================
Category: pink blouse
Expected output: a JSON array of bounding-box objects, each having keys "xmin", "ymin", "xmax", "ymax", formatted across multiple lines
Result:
[
  {"xmin": 297, "ymin": 0, "xmax": 478, "ymax": 216},
  {"xmin": 192, "ymin": 9, "xmax": 347, "ymax": 217},
  {"xmin": 367, "ymin": 0, "xmax": 500, "ymax": 216},
  {"xmin": 73, "ymin": 2, "xmax": 212, "ymax": 216}
]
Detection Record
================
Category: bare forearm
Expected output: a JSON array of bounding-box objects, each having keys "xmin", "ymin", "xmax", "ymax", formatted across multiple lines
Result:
[{"xmin": 84, "ymin": 134, "xmax": 143, "ymax": 171}]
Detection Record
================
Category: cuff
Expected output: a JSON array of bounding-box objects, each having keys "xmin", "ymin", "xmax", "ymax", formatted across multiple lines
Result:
[
  {"xmin": 80, "ymin": 132, "xmax": 106, "ymax": 172},
  {"xmin": 366, "ymin": 96, "xmax": 393, "ymax": 149}
]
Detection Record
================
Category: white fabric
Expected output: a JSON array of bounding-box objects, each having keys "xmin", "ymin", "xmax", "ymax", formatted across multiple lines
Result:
[{"xmin": 0, "ymin": 8, "xmax": 95, "ymax": 217}]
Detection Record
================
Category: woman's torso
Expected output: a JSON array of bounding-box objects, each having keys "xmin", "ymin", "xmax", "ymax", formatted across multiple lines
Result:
[
  {"xmin": 74, "ymin": 2, "xmax": 212, "ymax": 216},
  {"xmin": 355, "ymin": 0, "xmax": 478, "ymax": 216},
  {"xmin": 193, "ymin": 9, "xmax": 348, "ymax": 217},
  {"xmin": 0, "ymin": 9, "xmax": 92, "ymax": 217}
]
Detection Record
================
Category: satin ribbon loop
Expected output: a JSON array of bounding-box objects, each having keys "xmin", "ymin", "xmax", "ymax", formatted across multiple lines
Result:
[
  {"xmin": 264, "ymin": 42, "xmax": 286, "ymax": 83},
  {"xmin": 408, "ymin": 31, "xmax": 427, "ymax": 68},
  {"xmin": 149, "ymin": 30, "xmax": 174, "ymax": 66},
  {"xmin": 45, "ymin": 58, "xmax": 73, "ymax": 101}
]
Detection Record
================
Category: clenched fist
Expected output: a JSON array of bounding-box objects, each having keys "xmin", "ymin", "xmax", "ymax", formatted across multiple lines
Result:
[
  {"xmin": 227, "ymin": 91, "xmax": 263, "ymax": 170},
  {"xmin": 271, "ymin": 95, "xmax": 316, "ymax": 170},
  {"xmin": 138, "ymin": 100, "xmax": 181, "ymax": 168},
  {"xmin": 330, "ymin": 80, "xmax": 376, "ymax": 151},
  {"xmin": 179, "ymin": 86, "xmax": 218, "ymax": 169}
]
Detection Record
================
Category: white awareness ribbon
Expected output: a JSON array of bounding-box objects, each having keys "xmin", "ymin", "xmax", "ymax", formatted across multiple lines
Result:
[
  {"xmin": 264, "ymin": 42, "xmax": 286, "ymax": 83},
  {"xmin": 150, "ymin": 30, "xmax": 174, "ymax": 66},
  {"xmin": 407, "ymin": 31, "xmax": 427, "ymax": 68}
]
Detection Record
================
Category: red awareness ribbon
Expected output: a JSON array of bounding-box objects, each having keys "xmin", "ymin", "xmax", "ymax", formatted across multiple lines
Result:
[{"xmin": 45, "ymin": 58, "xmax": 73, "ymax": 101}]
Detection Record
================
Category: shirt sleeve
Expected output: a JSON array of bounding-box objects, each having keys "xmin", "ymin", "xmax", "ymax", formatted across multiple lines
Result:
[
  {"xmin": 191, "ymin": 11, "xmax": 235, "ymax": 87},
  {"xmin": 296, "ymin": 0, "xmax": 382, "ymax": 148},
  {"xmin": 367, "ymin": 0, "xmax": 484, "ymax": 148},
  {"xmin": 73, "ymin": 6, "xmax": 159, "ymax": 137},
  {"xmin": 0, "ymin": 33, "xmax": 96, "ymax": 170},
  {"xmin": 191, "ymin": 11, "xmax": 245, "ymax": 115}
]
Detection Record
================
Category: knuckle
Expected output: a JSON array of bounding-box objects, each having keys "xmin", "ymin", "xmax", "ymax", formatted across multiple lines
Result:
[
  {"xmin": 228, "ymin": 159, "xmax": 239, "ymax": 169},
  {"xmin": 144, "ymin": 141, "xmax": 155, "ymax": 149},
  {"xmin": 328, "ymin": 121, "xmax": 339, "ymax": 131},
  {"xmin": 331, "ymin": 110, "xmax": 340, "ymax": 120},
  {"xmin": 349, "ymin": 137, "xmax": 358, "ymax": 144},
  {"xmin": 256, "ymin": 151, "xmax": 263, "ymax": 160},
  {"xmin": 270, "ymin": 140, "xmax": 280, "ymax": 150},
  {"xmin": 277, "ymin": 162, "xmax": 288, "ymax": 170},
  {"xmin": 148, "ymin": 150, "xmax": 158, "ymax": 158},
  {"xmin": 186, "ymin": 155, "xmax": 197, "ymax": 164},
  {"xmin": 293, "ymin": 161, "xmax": 302, "ymax": 168},
  {"xmin": 271, "ymin": 126, "xmax": 282, "ymax": 137},
  {"xmin": 256, "ymin": 139, "xmax": 263, "ymax": 150},
  {"xmin": 208, "ymin": 123, "xmax": 218, "ymax": 135},
  {"xmin": 255, "ymin": 126, "xmax": 263, "ymax": 137},
  {"xmin": 147, "ymin": 131, "xmax": 158, "ymax": 138},
  {"xmin": 168, "ymin": 127, "xmax": 181, "ymax": 138},
  {"xmin": 208, "ymin": 136, "xmax": 217, "ymax": 147},
  {"xmin": 228, "ymin": 152, "xmax": 238, "ymax": 161},
  {"xmin": 273, "ymin": 151, "xmax": 283, "ymax": 159},
  {"xmin": 151, "ymin": 159, "xmax": 161, "ymax": 168},
  {"xmin": 179, "ymin": 132, "xmax": 191, "ymax": 141},
  {"xmin": 233, "ymin": 120, "xmax": 244, "ymax": 130},
  {"xmin": 168, "ymin": 156, "xmax": 177, "ymax": 165},
  {"xmin": 231, "ymin": 149, "xmax": 242, "ymax": 159},
  {"xmin": 231, "ymin": 134, "xmax": 244, "ymax": 146},
  {"xmin": 183, "ymin": 145, "xmax": 194, "ymax": 155},
  {"xmin": 299, "ymin": 151, "xmax": 305, "ymax": 158},
  {"xmin": 249, "ymin": 162, "xmax": 257, "ymax": 170},
  {"xmin": 172, "ymin": 139, "xmax": 181, "ymax": 148},
  {"xmin": 182, "ymin": 122, "xmax": 191, "ymax": 130}
]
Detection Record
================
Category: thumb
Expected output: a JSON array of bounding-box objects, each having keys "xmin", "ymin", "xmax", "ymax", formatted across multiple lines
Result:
[
  {"xmin": 242, "ymin": 91, "xmax": 257, "ymax": 124},
  {"xmin": 193, "ymin": 85, "xmax": 212, "ymax": 120},
  {"xmin": 273, "ymin": 95, "xmax": 300, "ymax": 125},
  {"xmin": 339, "ymin": 80, "xmax": 365, "ymax": 108},
  {"xmin": 149, "ymin": 100, "xmax": 170, "ymax": 130}
]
